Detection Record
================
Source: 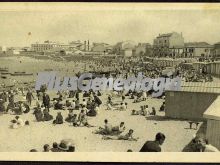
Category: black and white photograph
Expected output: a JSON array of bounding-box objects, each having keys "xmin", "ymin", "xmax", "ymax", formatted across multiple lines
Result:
[{"xmin": 0, "ymin": 3, "xmax": 220, "ymax": 155}]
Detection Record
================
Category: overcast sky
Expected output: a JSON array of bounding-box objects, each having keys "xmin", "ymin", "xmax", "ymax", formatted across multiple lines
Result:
[{"xmin": 0, "ymin": 4, "xmax": 220, "ymax": 47}]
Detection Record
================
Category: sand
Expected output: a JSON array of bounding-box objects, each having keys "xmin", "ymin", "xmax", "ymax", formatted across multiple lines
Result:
[{"xmin": 0, "ymin": 56, "xmax": 203, "ymax": 152}]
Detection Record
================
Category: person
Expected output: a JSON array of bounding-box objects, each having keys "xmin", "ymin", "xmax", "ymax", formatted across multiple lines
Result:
[
  {"xmin": 131, "ymin": 109, "xmax": 139, "ymax": 115},
  {"xmin": 159, "ymin": 102, "xmax": 165, "ymax": 112},
  {"xmin": 34, "ymin": 108, "xmax": 44, "ymax": 122},
  {"xmin": 57, "ymin": 139, "xmax": 75, "ymax": 152},
  {"xmin": 54, "ymin": 100, "xmax": 64, "ymax": 110},
  {"xmin": 87, "ymin": 106, "xmax": 97, "ymax": 117},
  {"xmin": 53, "ymin": 112, "xmax": 64, "ymax": 124},
  {"xmin": 15, "ymin": 116, "xmax": 25, "ymax": 127},
  {"xmin": 93, "ymin": 119, "xmax": 112, "ymax": 135},
  {"xmin": 0, "ymin": 99, "xmax": 6, "ymax": 113},
  {"xmin": 122, "ymin": 94, "xmax": 125, "ymax": 102},
  {"xmin": 150, "ymin": 107, "xmax": 156, "ymax": 116},
  {"xmin": 68, "ymin": 146, "xmax": 75, "ymax": 152},
  {"xmin": 30, "ymin": 149, "xmax": 38, "ymax": 152},
  {"xmin": 94, "ymin": 95, "xmax": 102, "ymax": 106},
  {"xmin": 103, "ymin": 129, "xmax": 138, "ymax": 141},
  {"xmin": 106, "ymin": 103, "xmax": 115, "ymax": 110},
  {"xmin": 65, "ymin": 100, "xmax": 71, "ymax": 107},
  {"xmin": 79, "ymin": 111, "xmax": 93, "ymax": 127},
  {"xmin": 51, "ymin": 142, "xmax": 59, "ymax": 152},
  {"xmin": 142, "ymin": 91, "xmax": 147, "ymax": 101},
  {"xmin": 86, "ymin": 98, "xmax": 92, "ymax": 109},
  {"xmin": 82, "ymin": 99, "xmax": 87, "ymax": 107},
  {"xmin": 42, "ymin": 92, "xmax": 50, "ymax": 111},
  {"xmin": 72, "ymin": 114, "xmax": 78, "ymax": 126},
  {"xmin": 140, "ymin": 132, "xmax": 166, "ymax": 152},
  {"xmin": 26, "ymin": 89, "xmax": 35, "ymax": 106},
  {"xmin": 120, "ymin": 102, "xmax": 127, "ymax": 111},
  {"xmin": 43, "ymin": 144, "xmax": 50, "ymax": 152},
  {"xmin": 65, "ymin": 110, "xmax": 74, "ymax": 122},
  {"xmin": 197, "ymin": 138, "xmax": 219, "ymax": 152},
  {"xmin": 112, "ymin": 122, "xmax": 126, "ymax": 134},
  {"xmin": 75, "ymin": 98, "xmax": 80, "ymax": 110},
  {"xmin": 43, "ymin": 108, "xmax": 53, "ymax": 121}
]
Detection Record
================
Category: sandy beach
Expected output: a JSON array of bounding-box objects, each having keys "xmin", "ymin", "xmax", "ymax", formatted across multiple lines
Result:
[{"xmin": 0, "ymin": 56, "xmax": 204, "ymax": 152}]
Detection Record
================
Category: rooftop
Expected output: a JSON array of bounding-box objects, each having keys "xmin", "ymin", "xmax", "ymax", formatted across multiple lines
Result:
[
  {"xmin": 203, "ymin": 96, "xmax": 220, "ymax": 120},
  {"xmin": 184, "ymin": 42, "xmax": 213, "ymax": 48},
  {"xmin": 167, "ymin": 82, "xmax": 220, "ymax": 93}
]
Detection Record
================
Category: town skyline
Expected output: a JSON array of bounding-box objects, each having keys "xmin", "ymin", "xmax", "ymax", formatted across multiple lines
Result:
[{"xmin": 1, "ymin": 9, "xmax": 220, "ymax": 47}]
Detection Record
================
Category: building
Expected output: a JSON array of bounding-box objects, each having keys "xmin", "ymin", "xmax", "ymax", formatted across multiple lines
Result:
[
  {"xmin": 6, "ymin": 47, "xmax": 22, "ymax": 55},
  {"xmin": 133, "ymin": 43, "xmax": 152, "ymax": 56},
  {"xmin": 183, "ymin": 42, "xmax": 213, "ymax": 58},
  {"xmin": 203, "ymin": 96, "xmax": 220, "ymax": 150},
  {"xmin": 91, "ymin": 43, "xmax": 109, "ymax": 54},
  {"xmin": 213, "ymin": 42, "xmax": 220, "ymax": 58},
  {"xmin": 69, "ymin": 40, "xmax": 90, "ymax": 51},
  {"xmin": 31, "ymin": 40, "xmax": 58, "ymax": 52},
  {"xmin": 165, "ymin": 82, "xmax": 220, "ymax": 120},
  {"xmin": 113, "ymin": 41, "xmax": 136, "ymax": 56},
  {"xmin": 153, "ymin": 32, "xmax": 184, "ymax": 58}
]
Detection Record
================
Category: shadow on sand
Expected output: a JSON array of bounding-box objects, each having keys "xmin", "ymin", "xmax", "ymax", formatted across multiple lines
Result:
[{"xmin": 145, "ymin": 115, "xmax": 201, "ymax": 122}]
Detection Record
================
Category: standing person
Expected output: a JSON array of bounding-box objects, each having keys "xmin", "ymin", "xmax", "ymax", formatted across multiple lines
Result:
[
  {"xmin": 43, "ymin": 92, "xmax": 50, "ymax": 111},
  {"xmin": 140, "ymin": 132, "xmax": 166, "ymax": 152},
  {"xmin": 26, "ymin": 89, "xmax": 35, "ymax": 106}
]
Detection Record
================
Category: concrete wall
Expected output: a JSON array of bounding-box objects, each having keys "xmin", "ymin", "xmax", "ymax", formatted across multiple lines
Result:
[
  {"xmin": 206, "ymin": 119, "xmax": 220, "ymax": 150},
  {"xmin": 165, "ymin": 91, "xmax": 219, "ymax": 120}
]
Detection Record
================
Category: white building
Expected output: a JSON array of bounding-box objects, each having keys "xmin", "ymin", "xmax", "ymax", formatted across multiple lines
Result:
[{"xmin": 31, "ymin": 41, "xmax": 58, "ymax": 52}]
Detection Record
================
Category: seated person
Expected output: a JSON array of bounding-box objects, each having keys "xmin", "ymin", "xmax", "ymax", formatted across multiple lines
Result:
[
  {"xmin": 87, "ymin": 107, "xmax": 97, "ymax": 117},
  {"xmin": 10, "ymin": 102, "xmax": 23, "ymax": 115},
  {"xmin": 93, "ymin": 119, "xmax": 112, "ymax": 135},
  {"xmin": 54, "ymin": 100, "xmax": 64, "ymax": 110},
  {"xmin": 65, "ymin": 110, "xmax": 75, "ymax": 122},
  {"xmin": 106, "ymin": 103, "xmax": 115, "ymax": 110},
  {"xmin": 53, "ymin": 112, "xmax": 64, "ymax": 124},
  {"xmin": 43, "ymin": 109, "xmax": 53, "ymax": 121},
  {"xmin": 83, "ymin": 91, "xmax": 90, "ymax": 97},
  {"xmin": 78, "ymin": 111, "xmax": 93, "ymax": 127},
  {"xmin": 140, "ymin": 105, "xmax": 148, "ymax": 116},
  {"xmin": 112, "ymin": 122, "xmax": 126, "ymax": 134},
  {"xmin": 22, "ymin": 103, "xmax": 30, "ymax": 114},
  {"xmin": 97, "ymin": 90, "xmax": 102, "ymax": 96},
  {"xmin": 51, "ymin": 142, "xmax": 59, "ymax": 152},
  {"xmin": 86, "ymin": 98, "xmax": 92, "ymax": 109},
  {"xmin": 72, "ymin": 114, "xmax": 78, "ymax": 127},
  {"xmin": 119, "ymin": 102, "xmax": 127, "ymax": 111},
  {"xmin": 34, "ymin": 108, "xmax": 44, "ymax": 122},
  {"xmin": 65, "ymin": 100, "xmax": 71, "ymax": 107},
  {"xmin": 131, "ymin": 109, "xmax": 139, "ymax": 115}
]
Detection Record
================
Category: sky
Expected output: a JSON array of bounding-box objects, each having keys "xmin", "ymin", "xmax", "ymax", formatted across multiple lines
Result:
[{"xmin": 0, "ymin": 3, "xmax": 220, "ymax": 47}]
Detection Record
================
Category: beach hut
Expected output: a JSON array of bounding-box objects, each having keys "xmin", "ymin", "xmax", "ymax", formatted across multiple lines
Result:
[
  {"xmin": 165, "ymin": 82, "xmax": 220, "ymax": 120},
  {"xmin": 215, "ymin": 62, "xmax": 220, "ymax": 76},
  {"xmin": 203, "ymin": 96, "xmax": 220, "ymax": 150}
]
